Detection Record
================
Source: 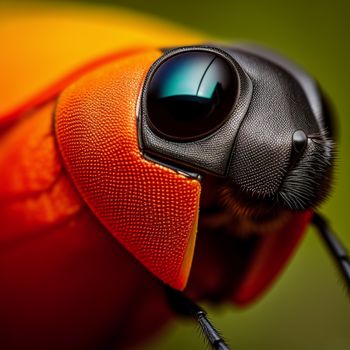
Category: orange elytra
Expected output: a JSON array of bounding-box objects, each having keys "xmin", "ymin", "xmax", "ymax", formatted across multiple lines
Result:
[{"xmin": 55, "ymin": 49, "xmax": 201, "ymax": 290}]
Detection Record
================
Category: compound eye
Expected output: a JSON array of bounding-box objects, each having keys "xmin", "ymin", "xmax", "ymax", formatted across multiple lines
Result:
[{"xmin": 146, "ymin": 51, "xmax": 239, "ymax": 141}]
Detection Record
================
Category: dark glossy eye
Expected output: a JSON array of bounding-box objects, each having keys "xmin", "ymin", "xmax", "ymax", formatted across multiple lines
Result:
[{"xmin": 146, "ymin": 51, "xmax": 239, "ymax": 141}]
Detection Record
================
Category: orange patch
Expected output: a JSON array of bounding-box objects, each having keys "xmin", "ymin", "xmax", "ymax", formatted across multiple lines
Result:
[{"xmin": 55, "ymin": 50, "xmax": 201, "ymax": 290}]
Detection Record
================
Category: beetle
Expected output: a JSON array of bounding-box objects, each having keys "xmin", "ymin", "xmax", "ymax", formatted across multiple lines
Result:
[
  {"xmin": 0, "ymin": 11, "xmax": 349, "ymax": 350},
  {"xmin": 1, "ymin": 41, "xmax": 349, "ymax": 349}
]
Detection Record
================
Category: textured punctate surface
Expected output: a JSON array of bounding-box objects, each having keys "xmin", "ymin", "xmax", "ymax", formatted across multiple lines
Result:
[
  {"xmin": 56, "ymin": 50, "xmax": 201, "ymax": 290},
  {"xmin": 226, "ymin": 50, "xmax": 319, "ymax": 196}
]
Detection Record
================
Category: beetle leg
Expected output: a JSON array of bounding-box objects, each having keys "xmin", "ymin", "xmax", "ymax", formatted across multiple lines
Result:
[
  {"xmin": 312, "ymin": 213, "xmax": 350, "ymax": 294},
  {"xmin": 165, "ymin": 286, "xmax": 230, "ymax": 350}
]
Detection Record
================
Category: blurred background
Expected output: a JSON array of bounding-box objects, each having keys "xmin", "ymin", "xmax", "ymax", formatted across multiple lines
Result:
[{"xmin": 1, "ymin": 1, "xmax": 349, "ymax": 349}]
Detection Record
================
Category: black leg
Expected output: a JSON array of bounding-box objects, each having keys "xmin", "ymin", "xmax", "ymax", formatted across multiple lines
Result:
[
  {"xmin": 312, "ymin": 212, "xmax": 350, "ymax": 294},
  {"xmin": 165, "ymin": 286, "xmax": 231, "ymax": 350}
]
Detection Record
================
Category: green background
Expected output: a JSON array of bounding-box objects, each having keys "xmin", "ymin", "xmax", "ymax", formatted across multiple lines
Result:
[{"xmin": 2, "ymin": 1, "xmax": 350, "ymax": 349}]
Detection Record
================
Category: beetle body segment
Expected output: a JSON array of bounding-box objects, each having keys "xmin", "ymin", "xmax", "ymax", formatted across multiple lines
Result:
[{"xmin": 55, "ymin": 49, "xmax": 201, "ymax": 290}]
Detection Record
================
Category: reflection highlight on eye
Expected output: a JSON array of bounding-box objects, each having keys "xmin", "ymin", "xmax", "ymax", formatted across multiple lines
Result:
[{"xmin": 146, "ymin": 51, "xmax": 239, "ymax": 141}]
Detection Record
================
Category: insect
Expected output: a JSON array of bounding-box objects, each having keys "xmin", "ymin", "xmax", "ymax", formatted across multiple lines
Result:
[{"xmin": 0, "ymin": 16, "xmax": 349, "ymax": 350}]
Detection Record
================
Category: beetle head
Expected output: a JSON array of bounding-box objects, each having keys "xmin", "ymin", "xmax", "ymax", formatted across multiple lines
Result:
[{"xmin": 140, "ymin": 45, "xmax": 335, "ymax": 217}]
